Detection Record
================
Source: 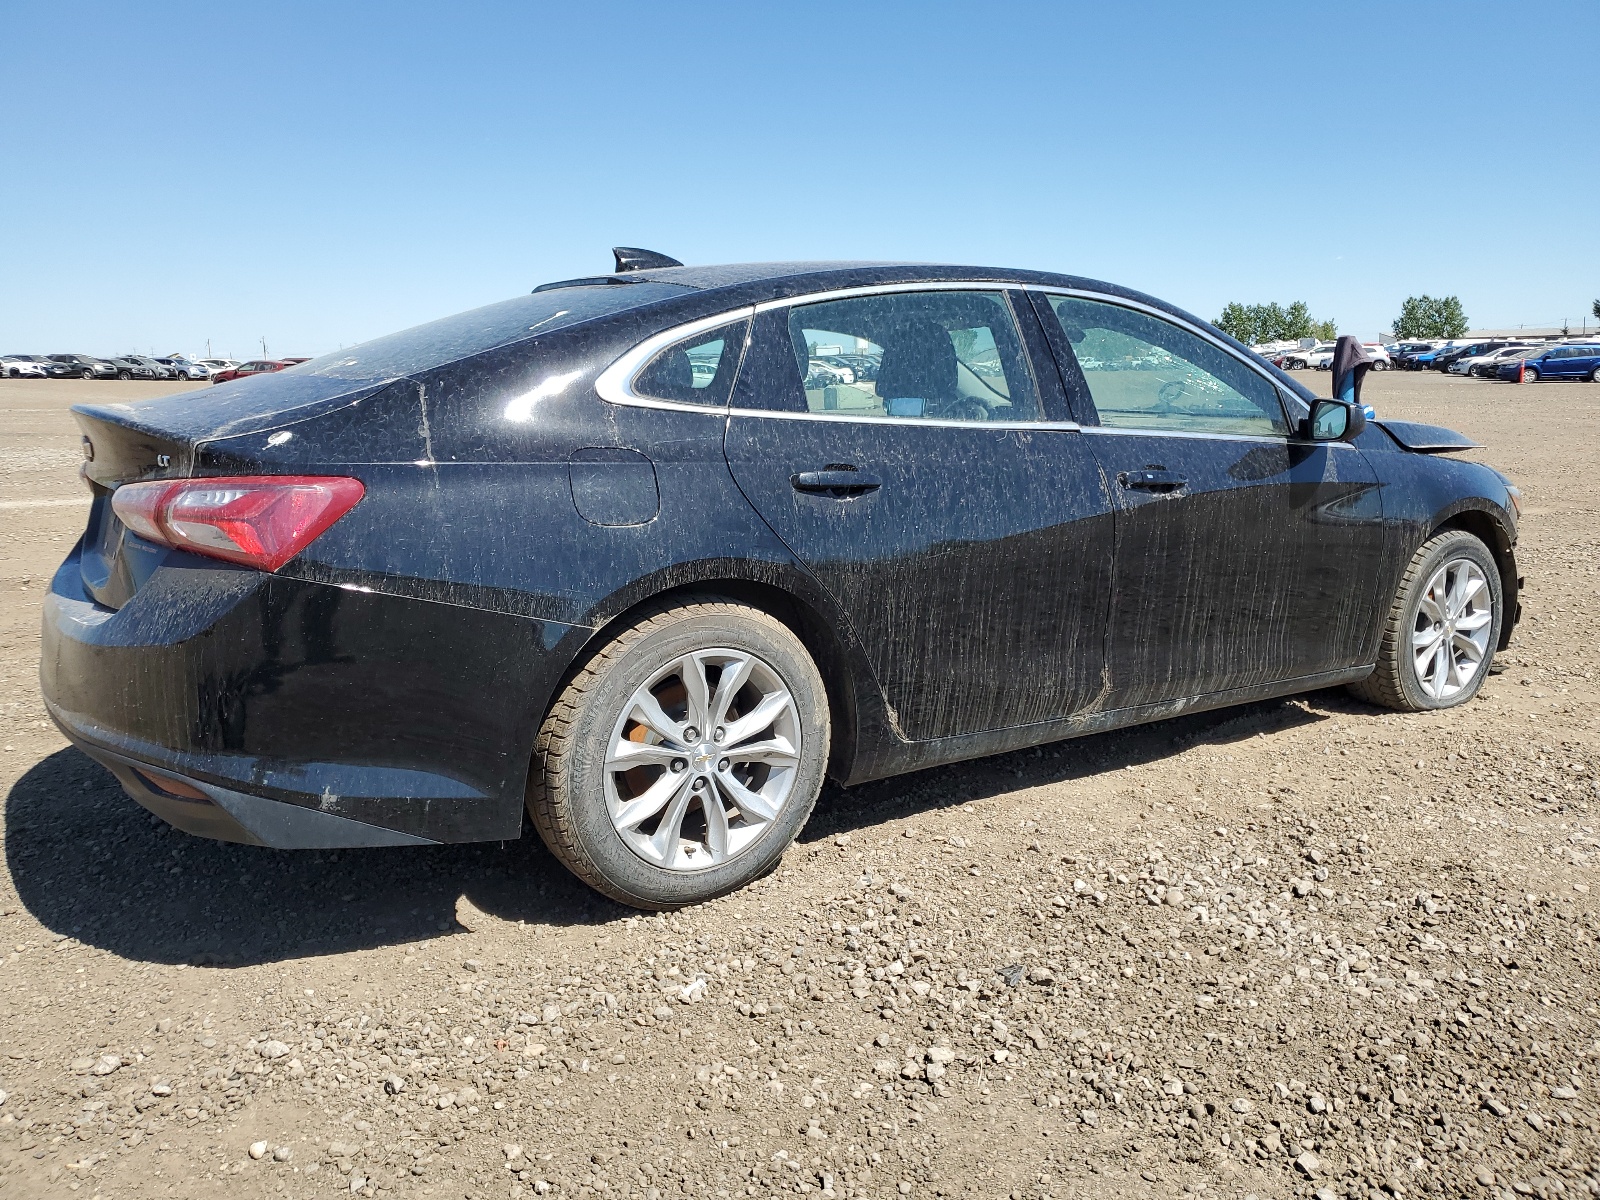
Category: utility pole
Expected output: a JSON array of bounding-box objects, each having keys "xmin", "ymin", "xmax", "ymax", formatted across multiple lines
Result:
[{"xmin": 261, "ymin": 337, "xmax": 268, "ymax": 358}]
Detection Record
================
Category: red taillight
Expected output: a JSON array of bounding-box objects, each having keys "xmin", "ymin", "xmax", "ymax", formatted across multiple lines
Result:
[{"xmin": 110, "ymin": 475, "xmax": 365, "ymax": 572}]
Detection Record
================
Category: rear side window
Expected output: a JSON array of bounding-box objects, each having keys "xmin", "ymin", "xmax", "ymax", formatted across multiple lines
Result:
[
  {"xmin": 1044, "ymin": 295, "xmax": 1289, "ymax": 437},
  {"xmin": 783, "ymin": 290, "xmax": 1041, "ymax": 422},
  {"xmin": 632, "ymin": 317, "xmax": 749, "ymax": 406}
]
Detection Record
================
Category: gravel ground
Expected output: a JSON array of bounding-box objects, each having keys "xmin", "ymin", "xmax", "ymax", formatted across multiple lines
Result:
[{"xmin": 2, "ymin": 371, "xmax": 1599, "ymax": 1200}]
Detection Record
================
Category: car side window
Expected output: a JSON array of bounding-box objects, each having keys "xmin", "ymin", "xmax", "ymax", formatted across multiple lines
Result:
[
  {"xmin": 784, "ymin": 290, "xmax": 1041, "ymax": 422},
  {"xmin": 1044, "ymin": 295, "xmax": 1290, "ymax": 438},
  {"xmin": 632, "ymin": 318, "xmax": 749, "ymax": 406}
]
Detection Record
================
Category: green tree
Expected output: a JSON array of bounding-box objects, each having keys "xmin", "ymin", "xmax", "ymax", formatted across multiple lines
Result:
[
  {"xmin": 1215, "ymin": 302, "xmax": 1259, "ymax": 344},
  {"xmin": 1214, "ymin": 299, "xmax": 1335, "ymax": 344},
  {"xmin": 1591, "ymin": 298, "xmax": 1599, "ymax": 324},
  {"xmin": 1392, "ymin": 295, "xmax": 1469, "ymax": 339}
]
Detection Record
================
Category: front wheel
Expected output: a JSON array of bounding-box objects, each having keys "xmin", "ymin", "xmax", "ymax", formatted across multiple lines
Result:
[
  {"xmin": 528, "ymin": 599, "xmax": 829, "ymax": 909},
  {"xmin": 1590, "ymin": 366, "xmax": 1600, "ymax": 383},
  {"xmin": 1348, "ymin": 530, "xmax": 1502, "ymax": 712},
  {"xmin": 1523, "ymin": 368, "xmax": 1539, "ymax": 383}
]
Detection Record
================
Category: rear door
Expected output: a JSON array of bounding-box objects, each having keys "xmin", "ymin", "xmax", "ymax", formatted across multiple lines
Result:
[
  {"xmin": 1033, "ymin": 290, "xmax": 1386, "ymax": 710},
  {"xmin": 723, "ymin": 287, "xmax": 1115, "ymax": 742}
]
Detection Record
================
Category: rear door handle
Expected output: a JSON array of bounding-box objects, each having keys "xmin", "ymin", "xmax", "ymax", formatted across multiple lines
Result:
[
  {"xmin": 791, "ymin": 469, "xmax": 882, "ymax": 497},
  {"xmin": 1118, "ymin": 469, "xmax": 1187, "ymax": 492}
]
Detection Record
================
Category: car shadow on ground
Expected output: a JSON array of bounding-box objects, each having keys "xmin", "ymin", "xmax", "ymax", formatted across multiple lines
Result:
[
  {"xmin": 6, "ymin": 691, "xmax": 1343, "ymax": 968},
  {"xmin": 800, "ymin": 689, "xmax": 1340, "ymax": 841}
]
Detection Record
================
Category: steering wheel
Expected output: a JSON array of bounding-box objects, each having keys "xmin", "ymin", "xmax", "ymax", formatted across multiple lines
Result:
[{"xmin": 1156, "ymin": 378, "xmax": 1188, "ymax": 414}]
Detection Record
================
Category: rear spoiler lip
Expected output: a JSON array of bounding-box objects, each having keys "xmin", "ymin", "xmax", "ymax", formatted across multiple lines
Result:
[{"xmin": 1374, "ymin": 418, "xmax": 1480, "ymax": 454}]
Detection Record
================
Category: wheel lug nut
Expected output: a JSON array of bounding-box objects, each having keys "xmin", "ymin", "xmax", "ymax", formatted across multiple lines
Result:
[
  {"xmin": 692, "ymin": 778, "xmax": 706, "ymax": 791},
  {"xmin": 713, "ymin": 727, "xmax": 725, "ymax": 743},
  {"xmin": 683, "ymin": 726, "xmax": 699, "ymax": 742},
  {"xmin": 670, "ymin": 759, "xmax": 686, "ymax": 773},
  {"xmin": 718, "ymin": 758, "xmax": 730, "ymax": 772}
]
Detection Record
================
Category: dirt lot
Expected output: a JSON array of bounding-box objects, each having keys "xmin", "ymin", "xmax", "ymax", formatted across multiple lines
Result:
[{"xmin": 2, "ymin": 370, "xmax": 1599, "ymax": 1200}]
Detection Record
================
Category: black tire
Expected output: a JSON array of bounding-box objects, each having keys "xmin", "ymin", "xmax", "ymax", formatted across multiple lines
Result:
[
  {"xmin": 528, "ymin": 599, "xmax": 829, "ymax": 910},
  {"xmin": 1348, "ymin": 530, "xmax": 1503, "ymax": 712},
  {"xmin": 81, "ymin": 369, "xmax": 94, "ymax": 380}
]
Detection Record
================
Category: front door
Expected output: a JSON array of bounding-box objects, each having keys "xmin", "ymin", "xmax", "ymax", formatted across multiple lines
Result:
[
  {"xmin": 723, "ymin": 288, "xmax": 1116, "ymax": 742},
  {"xmin": 1033, "ymin": 291, "xmax": 1387, "ymax": 710}
]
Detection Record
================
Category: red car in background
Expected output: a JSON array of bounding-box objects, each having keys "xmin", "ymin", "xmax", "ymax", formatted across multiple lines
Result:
[{"xmin": 210, "ymin": 359, "xmax": 292, "ymax": 384}]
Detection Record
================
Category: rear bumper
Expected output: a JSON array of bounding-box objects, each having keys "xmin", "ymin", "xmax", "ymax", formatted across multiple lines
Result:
[
  {"xmin": 41, "ymin": 541, "xmax": 584, "ymax": 847},
  {"xmin": 59, "ymin": 728, "xmax": 436, "ymax": 847}
]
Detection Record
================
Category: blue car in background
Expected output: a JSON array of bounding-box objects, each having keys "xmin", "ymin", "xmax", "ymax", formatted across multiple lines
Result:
[{"xmin": 1496, "ymin": 344, "xmax": 1600, "ymax": 383}]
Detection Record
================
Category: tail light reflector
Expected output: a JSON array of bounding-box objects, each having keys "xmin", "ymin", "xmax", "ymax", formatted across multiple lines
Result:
[{"xmin": 110, "ymin": 475, "xmax": 365, "ymax": 572}]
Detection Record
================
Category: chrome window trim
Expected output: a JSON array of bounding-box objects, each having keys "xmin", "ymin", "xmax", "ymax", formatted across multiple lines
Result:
[
  {"xmin": 1021, "ymin": 284, "xmax": 1313, "ymax": 422},
  {"xmin": 593, "ymin": 305, "xmax": 756, "ymax": 413},
  {"xmin": 725, "ymin": 407, "xmax": 1079, "ymax": 432},
  {"xmin": 1078, "ymin": 425, "xmax": 1352, "ymax": 449},
  {"xmin": 599, "ymin": 281, "xmax": 1082, "ymax": 430}
]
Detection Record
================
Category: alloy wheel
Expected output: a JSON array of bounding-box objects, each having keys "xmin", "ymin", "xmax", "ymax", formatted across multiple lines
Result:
[
  {"xmin": 1411, "ymin": 558, "xmax": 1493, "ymax": 701},
  {"xmin": 605, "ymin": 648, "xmax": 801, "ymax": 872}
]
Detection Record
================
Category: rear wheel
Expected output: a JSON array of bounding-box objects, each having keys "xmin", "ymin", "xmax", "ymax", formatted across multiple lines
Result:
[
  {"xmin": 1590, "ymin": 366, "xmax": 1600, "ymax": 383},
  {"xmin": 1349, "ymin": 530, "xmax": 1502, "ymax": 712},
  {"xmin": 528, "ymin": 599, "xmax": 829, "ymax": 909}
]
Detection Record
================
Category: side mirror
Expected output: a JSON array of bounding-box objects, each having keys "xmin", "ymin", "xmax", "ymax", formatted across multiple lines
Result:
[{"xmin": 1302, "ymin": 397, "xmax": 1366, "ymax": 443}]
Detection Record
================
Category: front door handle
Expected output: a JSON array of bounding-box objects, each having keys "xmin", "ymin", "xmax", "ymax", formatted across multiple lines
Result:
[
  {"xmin": 1118, "ymin": 469, "xmax": 1187, "ymax": 492},
  {"xmin": 791, "ymin": 469, "xmax": 882, "ymax": 497}
]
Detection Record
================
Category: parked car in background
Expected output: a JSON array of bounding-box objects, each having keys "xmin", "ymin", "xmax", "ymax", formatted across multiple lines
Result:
[
  {"xmin": 102, "ymin": 357, "xmax": 158, "ymax": 381},
  {"xmin": 1390, "ymin": 342, "xmax": 1438, "ymax": 370},
  {"xmin": 1474, "ymin": 347, "xmax": 1543, "ymax": 378},
  {"xmin": 118, "ymin": 355, "xmax": 174, "ymax": 380},
  {"xmin": 209, "ymin": 359, "xmax": 291, "ymax": 384},
  {"xmin": 280, "ymin": 357, "xmax": 311, "ymax": 365},
  {"xmin": 198, "ymin": 359, "xmax": 239, "ymax": 375},
  {"xmin": 46, "ymin": 354, "xmax": 117, "ymax": 380},
  {"xmin": 1281, "ymin": 342, "xmax": 1335, "ymax": 370},
  {"xmin": 154, "ymin": 357, "xmax": 208, "ymax": 380},
  {"xmin": 43, "ymin": 255, "xmax": 1523, "ymax": 908},
  {"xmin": 1434, "ymin": 342, "xmax": 1513, "ymax": 374},
  {"xmin": 2, "ymin": 355, "xmax": 50, "ymax": 378},
  {"xmin": 1453, "ymin": 345, "xmax": 1534, "ymax": 377},
  {"xmin": 1497, "ymin": 344, "xmax": 1600, "ymax": 383}
]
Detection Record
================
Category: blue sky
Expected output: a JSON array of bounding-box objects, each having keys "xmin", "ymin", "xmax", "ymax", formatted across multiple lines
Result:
[{"xmin": 2, "ymin": 0, "xmax": 1596, "ymax": 355}]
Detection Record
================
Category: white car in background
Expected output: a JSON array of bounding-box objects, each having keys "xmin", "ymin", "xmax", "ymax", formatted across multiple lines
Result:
[
  {"xmin": 1450, "ymin": 344, "xmax": 1536, "ymax": 377},
  {"xmin": 197, "ymin": 359, "xmax": 239, "ymax": 375},
  {"xmin": 1281, "ymin": 342, "xmax": 1336, "ymax": 370},
  {"xmin": 1, "ymin": 355, "xmax": 49, "ymax": 378}
]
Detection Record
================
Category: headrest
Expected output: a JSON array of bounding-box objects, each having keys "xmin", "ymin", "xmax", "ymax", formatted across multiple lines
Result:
[{"xmin": 875, "ymin": 320, "xmax": 957, "ymax": 405}]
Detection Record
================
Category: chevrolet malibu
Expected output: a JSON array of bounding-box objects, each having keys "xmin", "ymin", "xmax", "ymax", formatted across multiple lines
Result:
[{"xmin": 41, "ymin": 254, "xmax": 1523, "ymax": 909}]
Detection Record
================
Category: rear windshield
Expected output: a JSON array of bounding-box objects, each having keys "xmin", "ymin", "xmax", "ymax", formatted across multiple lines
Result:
[{"xmin": 294, "ymin": 283, "xmax": 692, "ymax": 383}]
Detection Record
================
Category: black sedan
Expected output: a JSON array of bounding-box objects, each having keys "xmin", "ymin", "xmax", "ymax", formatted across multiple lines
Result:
[{"xmin": 42, "ymin": 255, "xmax": 1523, "ymax": 909}]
